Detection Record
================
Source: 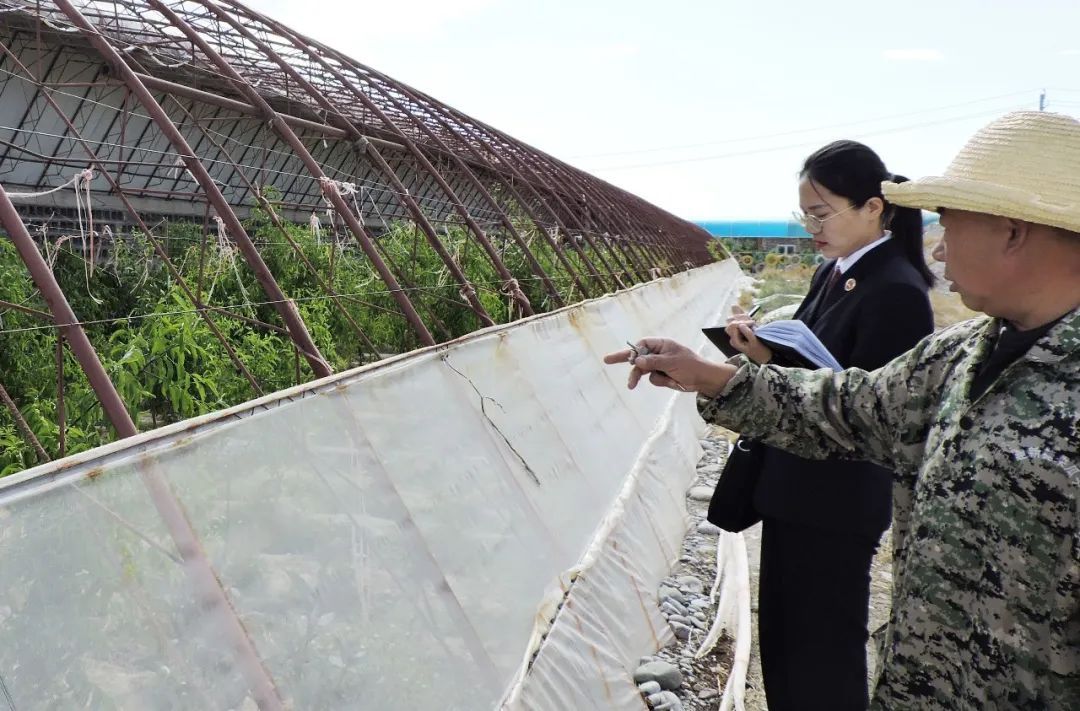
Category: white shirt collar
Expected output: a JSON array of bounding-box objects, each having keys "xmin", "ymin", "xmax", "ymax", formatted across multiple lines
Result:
[{"xmin": 837, "ymin": 232, "xmax": 891, "ymax": 274}]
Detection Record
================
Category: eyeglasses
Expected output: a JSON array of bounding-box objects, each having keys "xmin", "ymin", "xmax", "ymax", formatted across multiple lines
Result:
[{"xmin": 792, "ymin": 203, "xmax": 857, "ymax": 235}]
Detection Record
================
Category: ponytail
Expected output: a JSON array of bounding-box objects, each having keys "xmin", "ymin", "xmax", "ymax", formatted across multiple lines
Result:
[{"xmin": 885, "ymin": 174, "xmax": 934, "ymax": 287}]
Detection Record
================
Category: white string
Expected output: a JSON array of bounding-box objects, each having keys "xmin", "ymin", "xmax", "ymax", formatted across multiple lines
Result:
[
  {"xmin": 69, "ymin": 169, "xmax": 103, "ymax": 305},
  {"xmin": 320, "ymin": 176, "xmax": 368, "ymax": 232},
  {"xmin": 84, "ymin": 170, "xmax": 95, "ymax": 277},
  {"xmin": 120, "ymin": 43, "xmax": 190, "ymax": 70},
  {"xmin": 4, "ymin": 171, "xmax": 87, "ymax": 199},
  {"xmin": 213, "ymin": 216, "xmax": 255, "ymax": 317},
  {"xmin": 43, "ymin": 228, "xmax": 75, "ymax": 271},
  {"xmin": 332, "ymin": 179, "xmax": 358, "ymax": 197},
  {"xmin": 170, "ymin": 154, "xmax": 196, "ymax": 183},
  {"xmin": 309, "ymin": 211, "xmax": 322, "ymax": 245},
  {"xmin": 348, "ymin": 186, "xmax": 367, "ymax": 239},
  {"xmin": 98, "ymin": 225, "xmax": 119, "ymax": 284},
  {"xmin": 212, "ymin": 216, "xmax": 229, "ymax": 253},
  {"xmin": 365, "ymin": 185, "xmax": 393, "ymax": 232}
]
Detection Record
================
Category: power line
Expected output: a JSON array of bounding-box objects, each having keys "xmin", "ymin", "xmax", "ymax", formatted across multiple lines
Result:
[
  {"xmin": 589, "ymin": 104, "xmax": 1028, "ymax": 172},
  {"xmin": 570, "ymin": 90, "xmax": 1041, "ymax": 159}
]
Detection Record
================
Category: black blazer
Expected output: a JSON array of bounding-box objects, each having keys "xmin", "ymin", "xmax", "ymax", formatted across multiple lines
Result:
[{"xmin": 752, "ymin": 237, "xmax": 935, "ymax": 538}]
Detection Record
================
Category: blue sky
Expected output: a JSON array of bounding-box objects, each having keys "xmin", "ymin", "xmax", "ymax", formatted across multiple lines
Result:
[{"xmin": 251, "ymin": 0, "xmax": 1080, "ymax": 220}]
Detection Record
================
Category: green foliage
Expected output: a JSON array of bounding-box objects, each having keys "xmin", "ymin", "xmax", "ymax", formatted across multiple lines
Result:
[
  {"xmin": 0, "ymin": 196, "xmax": 639, "ymax": 476},
  {"xmin": 706, "ymin": 238, "xmax": 731, "ymax": 262}
]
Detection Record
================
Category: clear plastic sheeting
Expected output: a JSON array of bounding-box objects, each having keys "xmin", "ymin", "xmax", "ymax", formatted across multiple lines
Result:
[{"xmin": 0, "ymin": 260, "xmax": 744, "ymax": 711}]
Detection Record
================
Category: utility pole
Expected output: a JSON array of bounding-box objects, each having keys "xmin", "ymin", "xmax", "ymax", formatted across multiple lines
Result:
[{"xmin": 1039, "ymin": 89, "xmax": 1046, "ymax": 112}]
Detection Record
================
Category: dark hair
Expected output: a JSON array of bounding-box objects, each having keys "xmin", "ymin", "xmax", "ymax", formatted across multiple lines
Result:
[{"xmin": 801, "ymin": 140, "xmax": 934, "ymax": 286}]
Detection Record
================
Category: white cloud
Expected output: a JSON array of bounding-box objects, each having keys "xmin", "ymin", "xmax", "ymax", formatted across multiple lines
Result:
[{"xmin": 882, "ymin": 49, "xmax": 944, "ymax": 62}]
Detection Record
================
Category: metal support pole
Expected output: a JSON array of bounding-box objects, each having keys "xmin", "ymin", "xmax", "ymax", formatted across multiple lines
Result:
[
  {"xmin": 191, "ymin": 1, "xmax": 518, "ymax": 320},
  {"xmin": 0, "ymin": 381, "xmax": 48, "ymax": 463},
  {"xmin": 0, "ymin": 183, "xmax": 285, "ymax": 710},
  {"xmin": 54, "ymin": 0, "xmax": 332, "ymax": 377}
]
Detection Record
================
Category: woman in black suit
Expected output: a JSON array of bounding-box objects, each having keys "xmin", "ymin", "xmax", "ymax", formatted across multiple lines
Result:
[{"xmin": 725, "ymin": 141, "xmax": 935, "ymax": 711}]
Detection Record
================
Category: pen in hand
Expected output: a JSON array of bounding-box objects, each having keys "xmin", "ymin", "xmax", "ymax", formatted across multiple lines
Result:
[{"xmin": 625, "ymin": 341, "xmax": 688, "ymax": 391}]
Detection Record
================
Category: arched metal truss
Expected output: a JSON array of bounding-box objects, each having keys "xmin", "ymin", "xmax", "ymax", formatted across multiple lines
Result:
[{"xmin": 0, "ymin": 0, "xmax": 716, "ymax": 468}]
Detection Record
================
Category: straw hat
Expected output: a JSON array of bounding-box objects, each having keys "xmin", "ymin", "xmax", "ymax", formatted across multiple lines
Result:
[{"xmin": 882, "ymin": 111, "xmax": 1080, "ymax": 233}]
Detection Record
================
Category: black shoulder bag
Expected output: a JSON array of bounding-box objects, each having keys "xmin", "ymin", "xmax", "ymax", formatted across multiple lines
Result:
[{"xmin": 706, "ymin": 437, "xmax": 764, "ymax": 532}]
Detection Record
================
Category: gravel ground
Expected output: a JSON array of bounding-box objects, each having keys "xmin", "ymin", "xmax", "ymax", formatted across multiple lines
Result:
[{"xmin": 635, "ymin": 425, "xmax": 894, "ymax": 710}]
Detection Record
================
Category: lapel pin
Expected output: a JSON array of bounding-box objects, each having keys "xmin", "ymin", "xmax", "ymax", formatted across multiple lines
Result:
[{"xmin": 844, "ymin": 278, "xmax": 857, "ymax": 292}]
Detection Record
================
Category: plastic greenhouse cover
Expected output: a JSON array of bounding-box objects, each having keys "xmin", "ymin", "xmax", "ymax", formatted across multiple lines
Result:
[{"xmin": 0, "ymin": 259, "xmax": 744, "ymax": 710}]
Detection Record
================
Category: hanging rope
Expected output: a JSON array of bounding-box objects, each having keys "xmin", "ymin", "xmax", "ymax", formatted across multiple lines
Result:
[
  {"xmin": 213, "ymin": 216, "xmax": 254, "ymax": 317},
  {"xmin": 319, "ymin": 177, "xmax": 354, "ymax": 219},
  {"xmin": 309, "ymin": 211, "xmax": 322, "ymax": 245},
  {"xmin": 116, "ymin": 227, "xmax": 152, "ymax": 291},
  {"xmin": 41, "ymin": 225, "xmax": 68, "ymax": 270},
  {"xmin": 170, "ymin": 154, "xmax": 196, "ymax": 183},
  {"xmin": 319, "ymin": 176, "xmax": 360, "ymax": 255},
  {"xmin": 99, "ymin": 225, "xmax": 117, "ymax": 284},
  {"xmin": 212, "ymin": 215, "xmax": 231, "ymax": 256},
  {"xmin": 86, "ymin": 189, "xmax": 96, "ymax": 276},
  {"xmin": 69, "ymin": 169, "xmax": 103, "ymax": 305},
  {"xmin": 365, "ymin": 186, "xmax": 393, "ymax": 233},
  {"xmin": 4, "ymin": 169, "xmax": 89, "ymax": 200},
  {"xmin": 319, "ymin": 176, "xmax": 357, "ymax": 200},
  {"xmin": 501, "ymin": 277, "xmax": 531, "ymax": 316}
]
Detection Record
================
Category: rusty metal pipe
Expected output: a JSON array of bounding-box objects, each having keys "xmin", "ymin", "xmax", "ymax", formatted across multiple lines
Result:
[
  {"xmin": 173, "ymin": 2, "xmax": 498, "ymax": 325},
  {"xmin": 0, "ymin": 180, "xmax": 286, "ymax": 710},
  {"xmin": 53, "ymin": 0, "xmax": 332, "ymax": 378},
  {"xmin": 0, "ymin": 37, "xmax": 266, "ymax": 396},
  {"xmin": 142, "ymin": 0, "xmax": 438, "ymax": 346},
  {"xmin": 214, "ymin": 10, "xmax": 553, "ymax": 312},
  {"xmin": 292, "ymin": 43, "xmax": 595, "ymax": 298},
  {"xmin": 0, "ymin": 381, "xmax": 49, "ymax": 463}
]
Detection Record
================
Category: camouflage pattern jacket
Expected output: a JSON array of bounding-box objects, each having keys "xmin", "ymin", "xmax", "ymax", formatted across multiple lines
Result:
[{"xmin": 699, "ymin": 308, "xmax": 1079, "ymax": 709}]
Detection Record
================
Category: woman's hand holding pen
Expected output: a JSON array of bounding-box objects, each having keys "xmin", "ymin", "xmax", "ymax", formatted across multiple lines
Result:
[{"xmin": 726, "ymin": 304, "xmax": 773, "ymax": 364}]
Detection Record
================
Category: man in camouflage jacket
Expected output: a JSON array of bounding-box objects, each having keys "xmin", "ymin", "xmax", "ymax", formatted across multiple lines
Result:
[
  {"xmin": 606, "ymin": 112, "xmax": 1079, "ymax": 709},
  {"xmin": 696, "ymin": 309, "xmax": 1078, "ymax": 708}
]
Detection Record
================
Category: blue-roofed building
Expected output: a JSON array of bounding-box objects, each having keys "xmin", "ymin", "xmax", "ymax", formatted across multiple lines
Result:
[
  {"xmin": 694, "ymin": 215, "xmax": 940, "ymax": 270},
  {"xmin": 696, "ymin": 214, "xmax": 939, "ymax": 240},
  {"xmin": 696, "ymin": 220, "xmax": 810, "ymax": 239},
  {"xmin": 695, "ymin": 220, "xmax": 814, "ymax": 263}
]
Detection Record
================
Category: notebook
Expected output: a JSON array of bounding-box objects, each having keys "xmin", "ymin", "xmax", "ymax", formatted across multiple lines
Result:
[{"xmin": 702, "ymin": 320, "xmax": 843, "ymax": 371}]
